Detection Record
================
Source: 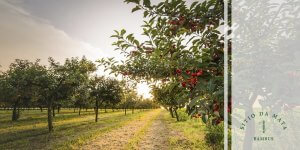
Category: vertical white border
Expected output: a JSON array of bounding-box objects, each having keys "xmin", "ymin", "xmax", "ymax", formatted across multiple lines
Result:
[{"xmin": 224, "ymin": 0, "xmax": 229, "ymax": 149}]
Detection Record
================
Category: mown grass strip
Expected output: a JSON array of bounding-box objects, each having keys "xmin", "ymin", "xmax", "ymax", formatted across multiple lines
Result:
[
  {"xmin": 0, "ymin": 109, "xmax": 112, "ymax": 129},
  {"xmin": 124, "ymin": 109, "xmax": 161, "ymax": 150},
  {"xmin": 0, "ymin": 111, "xmax": 124, "ymax": 144},
  {"xmin": 55, "ymin": 110, "xmax": 155, "ymax": 150}
]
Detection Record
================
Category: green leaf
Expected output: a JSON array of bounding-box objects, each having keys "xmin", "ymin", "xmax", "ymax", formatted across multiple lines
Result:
[
  {"xmin": 182, "ymin": 72, "xmax": 189, "ymax": 79},
  {"xmin": 134, "ymin": 40, "xmax": 140, "ymax": 46},
  {"xmin": 157, "ymin": 2, "xmax": 164, "ymax": 8},
  {"xmin": 132, "ymin": 6, "xmax": 141, "ymax": 12},
  {"xmin": 190, "ymin": 1, "xmax": 198, "ymax": 9},
  {"xmin": 144, "ymin": 11, "xmax": 149, "ymax": 17},
  {"xmin": 121, "ymin": 29, "xmax": 126, "ymax": 36},
  {"xmin": 202, "ymin": 114, "xmax": 208, "ymax": 124},
  {"xmin": 143, "ymin": 0, "xmax": 151, "ymax": 7},
  {"xmin": 125, "ymin": 0, "xmax": 140, "ymax": 4},
  {"xmin": 126, "ymin": 33, "xmax": 134, "ymax": 41},
  {"xmin": 110, "ymin": 35, "xmax": 118, "ymax": 38},
  {"xmin": 189, "ymin": 96, "xmax": 200, "ymax": 108},
  {"xmin": 186, "ymin": 36, "xmax": 197, "ymax": 45},
  {"xmin": 171, "ymin": 51, "xmax": 179, "ymax": 59},
  {"xmin": 168, "ymin": 82, "xmax": 178, "ymax": 93},
  {"xmin": 113, "ymin": 30, "xmax": 119, "ymax": 35},
  {"xmin": 188, "ymin": 108, "xmax": 197, "ymax": 116}
]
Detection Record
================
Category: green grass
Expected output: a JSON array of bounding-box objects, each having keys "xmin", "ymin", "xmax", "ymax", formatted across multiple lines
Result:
[
  {"xmin": 124, "ymin": 109, "xmax": 161, "ymax": 150},
  {"xmin": 0, "ymin": 108, "xmax": 152, "ymax": 150},
  {"xmin": 163, "ymin": 109, "xmax": 211, "ymax": 150},
  {"xmin": 0, "ymin": 109, "xmax": 217, "ymax": 150}
]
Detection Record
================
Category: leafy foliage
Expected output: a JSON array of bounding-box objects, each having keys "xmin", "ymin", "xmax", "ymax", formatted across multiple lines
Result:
[
  {"xmin": 100, "ymin": 0, "xmax": 230, "ymax": 125},
  {"xmin": 90, "ymin": 76, "xmax": 123, "ymax": 107}
]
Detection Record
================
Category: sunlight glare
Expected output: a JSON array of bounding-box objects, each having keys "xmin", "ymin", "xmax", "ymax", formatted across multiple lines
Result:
[{"xmin": 136, "ymin": 82, "xmax": 152, "ymax": 99}]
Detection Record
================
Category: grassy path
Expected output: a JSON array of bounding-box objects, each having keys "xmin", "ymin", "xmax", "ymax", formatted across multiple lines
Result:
[
  {"xmin": 82, "ymin": 109, "xmax": 161, "ymax": 150},
  {"xmin": 125, "ymin": 109, "xmax": 193, "ymax": 150},
  {"xmin": 124, "ymin": 109, "xmax": 209, "ymax": 150},
  {"xmin": 135, "ymin": 110, "xmax": 170, "ymax": 150},
  {"xmin": 81, "ymin": 109, "xmax": 195, "ymax": 150}
]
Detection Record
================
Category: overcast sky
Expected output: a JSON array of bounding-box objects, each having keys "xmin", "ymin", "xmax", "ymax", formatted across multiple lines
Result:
[{"xmin": 0, "ymin": 0, "xmax": 197, "ymax": 98}]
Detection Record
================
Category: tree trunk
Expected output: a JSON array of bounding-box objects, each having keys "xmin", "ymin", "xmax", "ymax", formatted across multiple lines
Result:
[
  {"xmin": 52, "ymin": 106, "xmax": 55, "ymax": 117},
  {"xmin": 79, "ymin": 106, "xmax": 81, "ymax": 116},
  {"xmin": 57, "ymin": 107, "xmax": 60, "ymax": 114},
  {"xmin": 132, "ymin": 107, "xmax": 134, "ymax": 114},
  {"xmin": 169, "ymin": 107, "xmax": 174, "ymax": 118},
  {"xmin": 173, "ymin": 108, "xmax": 179, "ymax": 121},
  {"xmin": 40, "ymin": 107, "xmax": 43, "ymax": 112},
  {"xmin": 95, "ymin": 100, "xmax": 99, "ymax": 122},
  {"xmin": 17, "ymin": 107, "xmax": 20, "ymax": 118},
  {"xmin": 86, "ymin": 108, "xmax": 88, "ymax": 112},
  {"xmin": 12, "ymin": 103, "xmax": 18, "ymax": 121},
  {"xmin": 125, "ymin": 107, "xmax": 127, "ymax": 116},
  {"xmin": 104, "ymin": 105, "xmax": 107, "ymax": 113},
  {"xmin": 47, "ymin": 103, "xmax": 53, "ymax": 132}
]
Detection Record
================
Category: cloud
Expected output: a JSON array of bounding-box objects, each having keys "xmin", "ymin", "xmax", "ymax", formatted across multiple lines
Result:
[
  {"xmin": 0, "ymin": 1, "xmax": 152, "ymax": 98},
  {"xmin": 0, "ymin": 0, "xmax": 101, "ymax": 70}
]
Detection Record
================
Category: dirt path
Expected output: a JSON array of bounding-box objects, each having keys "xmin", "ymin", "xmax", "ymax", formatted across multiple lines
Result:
[
  {"xmin": 82, "ymin": 110, "xmax": 190, "ymax": 150},
  {"xmin": 82, "ymin": 110, "xmax": 161, "ymax": 150},
  {"xmin": 136, "ymin": 110, "xmax": 170, "ymax": 150}
]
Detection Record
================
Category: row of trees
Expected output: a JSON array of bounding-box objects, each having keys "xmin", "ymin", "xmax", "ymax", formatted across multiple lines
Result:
[{"xmin": 0, "ymin": 57, "xmax": 158, "ymax": 132}]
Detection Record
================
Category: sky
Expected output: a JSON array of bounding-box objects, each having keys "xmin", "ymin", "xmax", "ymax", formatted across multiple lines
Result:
[
  {"xmin": 0, "ymin": 0, "xmax": 147, "ymax": 65},
  {"xmin": 0, "ymin": 0, "xmax": 196, "ymax": 98},
  {"xmin": 0, "ymin": 0, "xmax": 156, "ymax": 98}
]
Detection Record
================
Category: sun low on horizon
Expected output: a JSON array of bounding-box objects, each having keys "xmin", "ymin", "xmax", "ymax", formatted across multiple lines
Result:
[{"xmin": 136, "ymin": 82, "xmax": 152, "ymax": 99}]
